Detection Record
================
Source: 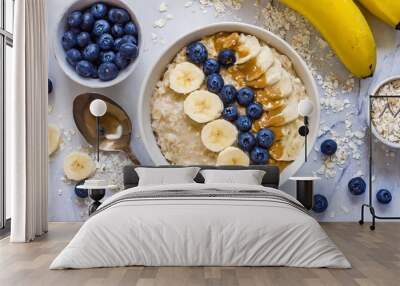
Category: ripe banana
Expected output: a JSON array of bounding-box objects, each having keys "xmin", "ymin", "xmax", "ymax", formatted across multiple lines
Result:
[
  {"xmin": 279, "ymin": 0, "xmax": 376, "ymax": 77},
  {"xmin": 63, "ymin": 151, "xmax": 95, "ymax": 181},
  {"xmin": 216, "ymin": 146, "xmax": 250, "ymax": 166},
  {"xmin": 48, "ymin": 124, "xmax": 61, "ymax": 156},
  {"xmin": 184, "ymin": 90, "xmax": 223, "ymax": 123},
  {"xmin": 201, "ymin": 119, "xmax": 238, "ymax": 152},
  {"xmin": 169, "ymin": 62, "xmax": 204, "ymax": 94},
  {"xmin": 357, "ymin": 0, "xmax": 400, "ymax": 29}
]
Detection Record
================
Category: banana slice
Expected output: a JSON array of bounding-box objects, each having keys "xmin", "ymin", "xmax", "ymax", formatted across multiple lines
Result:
[
  {"xmin": 263, "ymin": 96, "xmax": 299, "ymax": 127},
  {"xmin": 63, "ymin": 151, "xmax": 95, "ymax": 181},
  {"xmin": 236, "ymin": 34, "xmax": 261, "ymax": 64},
  {"xmin": 274, "ymin": 70, "xmax": 293, "ymax": 97},
  {"xmin": 48, "ymin": 124, "xmax": 61, "ymax": 156},
  {"xmin": 270, "ymin": 120, "xmax": 304, "ymax": 161},
  {"xmin": 169, "ymin": 62, "xmax": 205, "ymax": 94},
  {"xmin": 247, "ymin": 59, "xmax": 283, "ymax": 89},
  {"xmin": 184, "ymin": 90, "xmax": 224, "ymax": 123},
  {"xmin": 216, "ymin": 146, "xmax": 250, "ymax": 166},
  {"xmin": 201, "ymin": 119, "xmax": 238, "ymax": 152},
  {"xmin": 238, "ymin": 46, "xmax": 274, "ymax": 81},
  {"xmin": 265, "ymin": 59, "xmax": 283, "ymax": 85}
]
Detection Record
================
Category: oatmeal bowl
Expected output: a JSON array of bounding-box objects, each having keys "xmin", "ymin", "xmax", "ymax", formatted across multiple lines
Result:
[
  {"xmin": 370, "ymin": 75, "xmax": 400, "ymax": 149},
  {"xmin": 138, "ymin": 22, "xmax": 320, "ymax": 185}
]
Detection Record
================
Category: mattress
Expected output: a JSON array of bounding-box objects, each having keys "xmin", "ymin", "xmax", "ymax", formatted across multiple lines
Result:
[{"xmin": 50, "ymin": 183, "xmax": 350, "ymax": 269}]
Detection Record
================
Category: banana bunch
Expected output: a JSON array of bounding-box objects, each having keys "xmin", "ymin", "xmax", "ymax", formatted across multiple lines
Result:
[
  {"xmin": 279, "ymin": 0, "xmax": 376, "ymax": 78},
  {"xmin": 357, "ymin": 0, "xmax": 400, "ymax": 29}
]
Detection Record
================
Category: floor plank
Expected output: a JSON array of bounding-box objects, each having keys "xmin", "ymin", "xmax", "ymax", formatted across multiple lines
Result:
[{"xmin": 0, "ymin": 222, "xmax": 398, "ymax": 286}]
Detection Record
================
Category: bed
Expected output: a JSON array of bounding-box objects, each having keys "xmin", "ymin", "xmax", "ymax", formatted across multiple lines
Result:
[{"xmin": 50, "ymin": 165, "xmax": 350, "ymax": 269}]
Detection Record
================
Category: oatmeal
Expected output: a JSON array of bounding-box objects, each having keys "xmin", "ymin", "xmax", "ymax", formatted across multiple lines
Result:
[
  {"xmin": 151, "ymin": 32, "xmax": 308, "ymax": 169},
  {"xmin": 372, "ymin": 79, "xmax": 400, "ymax": 143}
]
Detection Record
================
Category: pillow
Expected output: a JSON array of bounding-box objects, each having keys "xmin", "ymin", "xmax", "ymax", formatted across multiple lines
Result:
[
  {"xmin": 135, "ymin": 167, "xmax": 200, "ymax": 186},
  {"xmin": 200, "ymin": 169, "xmax": 266, "ymax": 185}
]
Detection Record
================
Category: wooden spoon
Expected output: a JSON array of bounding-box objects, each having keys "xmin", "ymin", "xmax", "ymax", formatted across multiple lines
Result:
[{"xmin": 73, "ymin": 93, "xmax": 140, "ymax": 164}]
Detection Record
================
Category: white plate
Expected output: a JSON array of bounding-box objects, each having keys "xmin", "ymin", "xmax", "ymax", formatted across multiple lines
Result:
[{"xmin": 137, "ymin": 22, "xmax": 320, "ymax": 186}]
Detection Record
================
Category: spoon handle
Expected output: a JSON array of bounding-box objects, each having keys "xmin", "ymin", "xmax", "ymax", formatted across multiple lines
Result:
[{"xmin": 124, "ymin": 147, "xmax": 140, "ymax": 165}]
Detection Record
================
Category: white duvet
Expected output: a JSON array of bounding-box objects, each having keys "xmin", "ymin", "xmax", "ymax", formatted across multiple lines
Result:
[{"xmin": 50, "ymin": 183, "xmax": 350, "ymax": 269}]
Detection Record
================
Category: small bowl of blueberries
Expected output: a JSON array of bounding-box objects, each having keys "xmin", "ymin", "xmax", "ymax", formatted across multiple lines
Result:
[{"xmin": 55, "ymin": 0, "xmax": 141, "ymax": 88}]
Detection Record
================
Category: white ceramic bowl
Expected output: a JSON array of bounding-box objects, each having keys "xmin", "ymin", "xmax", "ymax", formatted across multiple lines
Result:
[
  {"xmin": 370, "ymin": 75, "xmax": 400, "ymax": 149},
  {"xmin": 137, "ymin": 22, "xmax": 320, "ymax": 185},
  {"xmin": 54, "ymin": 0, "xmax": 142, "ymax": 88}
]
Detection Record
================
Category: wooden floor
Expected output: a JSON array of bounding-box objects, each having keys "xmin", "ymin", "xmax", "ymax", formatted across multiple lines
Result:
[{"xmin": 0, "ymin": 222, "xmax": 399, "ymax": 286}]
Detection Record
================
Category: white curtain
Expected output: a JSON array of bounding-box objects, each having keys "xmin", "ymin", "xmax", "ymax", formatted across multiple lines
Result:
[{"xmin": 7, "ymin": 0, "xmax": 48, "ymax": 242}]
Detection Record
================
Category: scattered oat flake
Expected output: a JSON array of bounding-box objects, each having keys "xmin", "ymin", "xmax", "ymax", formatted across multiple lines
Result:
[
  {"xmin": 159, "ymin": 2, "xmax": 168, "ymax": 12},
  {"xmin": 153, "ymin": 18, "xmax": 167, "ymax": 28}
]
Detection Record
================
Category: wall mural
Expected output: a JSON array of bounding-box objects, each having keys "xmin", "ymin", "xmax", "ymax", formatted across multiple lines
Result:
[{"xmin": 47, "ymin": 0, "xmax": 400, "ymax": 221}]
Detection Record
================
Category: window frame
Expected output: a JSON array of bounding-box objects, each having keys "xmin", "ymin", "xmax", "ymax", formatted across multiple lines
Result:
[{"xmin": 0, "ymin": 0, "xmax": 13, "ymax": 232}]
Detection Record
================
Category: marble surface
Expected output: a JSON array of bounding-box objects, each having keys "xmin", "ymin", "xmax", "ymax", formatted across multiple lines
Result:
[{"xmin": 47, "ymin": 0, "xmax": 400, "ymax": 222}]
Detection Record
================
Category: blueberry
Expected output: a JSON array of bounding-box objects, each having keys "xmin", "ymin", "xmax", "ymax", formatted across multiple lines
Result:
[
  {"xmin": 256, "ymin": 128, "xmax": 275, "ymax": 149},
  {"xmin": 91, "ymin": 67, "xmax": 99, "ymax": 79},
  {"xmin": 376, "ymin": 189, "xmax": 392, "ymax": 204},
  {"xmin": 90, "ymin": 3, "xmax": 108, "ymax": 19},
  {"xmin": 186, "ymin": 42, "xmax": 208, "ymax": 64},
  {"xmin": 108, "ymin": 8, "xmax": 130, "ymax": 24},
  {"xmin": 235, "ymin": 115, "xmax": 252, "ymax": 132},
  {"xmin": 113, "ymin": 37, "xmax": 124, "ymax": 51},
  {"xmin": 218, "ymin": 49, "xmax": 236, "ymax": 67},
  {"xmin": 98, "ymin": 62, "xmax": 119, "ymax": 81},
  {"xmin": 119, "ymin": 42, "xmax": 138, "ymax": 59},
  {"xmin": 237, "ymin": 87, "xmax": 255, "ymax": 106},
  {"xmin": 238, "ymin": 132, "xmax": 256, "ymax": 152},
  {"xmin": 111, "ymin": 24, "xmax": 125, "ymax": 38},
  {"xmin": 61, "ymin": 31, "xmax": 77, "ymax": 50},
  {"xmin": 246, "ymin": 102, "xmax": 263, "ymax": 119},
  {"xmin": 76, "ymin": 60, "xmax": 95, "ymax": 78},
  {"xmin": 122, "ymin": 35, "xmax": 137, "ymax": 45},
  {"xmin": 83, "ymin": 43, "xmax": 100, "ymax": 62},
  {"xmin": 114, "ymin": 52, "xmax": 130, "ymax": 69},
  {"xmin": 74, "ymin": 181, "xmax": 88, "ymax": 198},
  {"xmin": 67, "ymin": 11, "xmax": 83, "ymax": 28},
  {"xmin": 81, "ymin": 12, "xmax": 95, "ymax": 31},
  {"xmin": 124, "ymin": 21, "xmax": 138, "ymax": 37},
  {"xmin": 48, "ymin": 79, "xmax": 53, "ymax": 94},
  {"xmin": 98, "ymin": 33, "xmax": 114, "ymax": 50},
  {"xmin": 66, "ymin": 48, "xmax": 82, "ymax": 67},
  {"xmin": 312, "ymin": 194, "xmax": 328, "ymax": 213},
  {"xmin": 76, "ymin": 32, "xmax": 91, "ymax": 48},
  {"xmin": 207, "ymin": 73, "xmax": 224, "ymax": 94},
  {"xmin": 348, "ymin": 177, "xmax": 366, "ymax": 196},
  {"xmin": 93, "ymin": 19, "xmax": 111, "ymax": 37},
  {"xmin": 100, "ymin": 51, "xmax": 116, "ymax": 63},
  {"xmin": 222, "ymin": 105, "xmax": 238, "ymax": 121},
  {"xmin": 70, "ymin": 27, "xmax": 81, "ymax": 35},
  {"xmin": 250, "ymin": 146, "xmax": 269, "ymax": 165},
  {"xmin": 219, "ymin": 84, "xmax": 237, "ymax": 105},
  {"xmin": 320, "ymin": 139, "xmax": 337, "ymax": 156},
  {"xmin": 203, "ymin": 58, "xmax": 220, "ymax": 75}
]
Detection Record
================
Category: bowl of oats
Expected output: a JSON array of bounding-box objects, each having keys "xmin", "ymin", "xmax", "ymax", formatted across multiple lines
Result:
[
  {"xmin": 137, "ymin": 22, "xmax": 320, "ymax": 184},
  {"xmin": 371, "ymin": 75, "xmax": 400, "ymax": 148}
]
